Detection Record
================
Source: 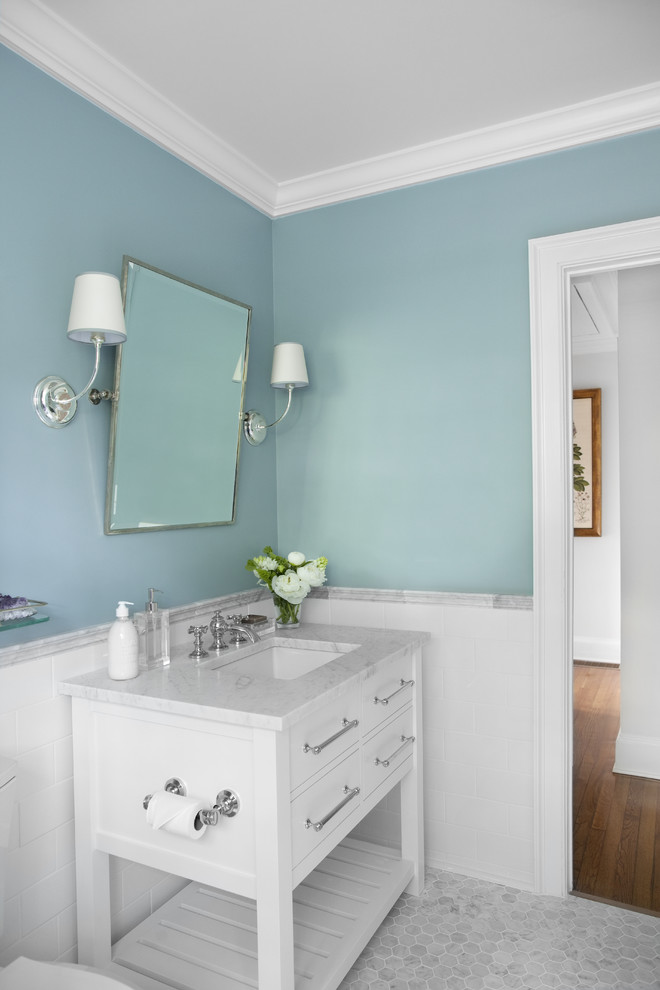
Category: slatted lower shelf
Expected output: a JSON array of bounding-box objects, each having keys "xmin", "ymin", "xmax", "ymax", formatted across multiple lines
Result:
[{"xmin": 110, "ymin": 838, "xmax": 413, "ymax": 990}]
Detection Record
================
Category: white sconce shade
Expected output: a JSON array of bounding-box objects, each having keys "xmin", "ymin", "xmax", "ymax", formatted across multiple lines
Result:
[
  {"xmin": 271, "ymin": 342, "xmax": 309, "ymax": 388},
  {"xmin": 232, "ymin": 353, "xmax": 244, "ymax": 383},
  {"xmin": 67, "ymin": 272, "xmax": 127, "ymax": 344},
  {"xmin": 33, "ymin": 270, "xmax": 126, "ymax": 428},
  {"xmin": 243, "ymin": 341, "xmax": 310, "ymax": 445}
]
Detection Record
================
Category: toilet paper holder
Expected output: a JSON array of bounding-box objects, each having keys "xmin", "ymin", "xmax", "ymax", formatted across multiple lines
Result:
[{"xmin": 142, "ymin": 777, "xmax": 240, "ymax": 824}]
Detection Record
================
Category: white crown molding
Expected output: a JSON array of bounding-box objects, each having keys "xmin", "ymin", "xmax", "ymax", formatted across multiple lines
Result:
[
  {"xmin": 273, "ymin": 84, "xmax": 660, "ymax": 216},
  {"xmin": 0, "ymin": 0, "xmax": 279, "ymax": 215},
  {"xmin": 3, "ymin": 0, "xmax": 660, "ymax": 218}
]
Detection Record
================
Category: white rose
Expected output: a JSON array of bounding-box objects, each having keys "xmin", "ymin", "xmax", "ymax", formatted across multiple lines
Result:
[
  {"xmin": 287, "ymin": 551, "xmax": 306, "ymax": 566},
  {"xmin": 296, "ymin": 561, "xmax": 327, "ymax": 588},
  {"xmin": 272, "ymin": 570, "xmax": 311, "ymax": 604}
]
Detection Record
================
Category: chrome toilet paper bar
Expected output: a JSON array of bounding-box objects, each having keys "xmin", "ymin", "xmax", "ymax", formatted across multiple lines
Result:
[{"xmin": 142, "ymin": 780, "xmax": 240, "ymax": 823}]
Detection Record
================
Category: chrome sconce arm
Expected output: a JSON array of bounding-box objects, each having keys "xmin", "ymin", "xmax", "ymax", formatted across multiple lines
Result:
[
  {"xmin": 243, "ymin": 342, "xmax": 309, "ymax": 446},
  {"xmin": 33, "ymin": 332, "xmax": 105, "ymax": 427},
  {"xmin": 33, "ymin": 272, "xmax": 126, "ymax": 429},
  {"xmin": 244, "ymin": 383, "xmax": 294, "ymax": 444}
]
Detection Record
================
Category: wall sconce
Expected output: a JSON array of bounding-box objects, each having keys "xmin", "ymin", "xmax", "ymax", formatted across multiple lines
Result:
[
  {"xmin": 33, "ymin": 272, "xmax": 127, "ymax": 428},
  {"xmin": 243, "ymin": 342, "xmax": 309, "ymax": 445}
]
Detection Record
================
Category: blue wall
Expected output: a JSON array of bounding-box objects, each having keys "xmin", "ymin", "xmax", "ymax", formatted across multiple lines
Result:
[
  {"xmin": 273, "ymin": 132, "xmax": 660, "ymax": 594},
  {"xmin": 3, "ymin": 43, "xmax": 660, "ymax": 645},
  {"xmin": 0, "ymin": 47, "xmax": 277, "ymax": 644}
]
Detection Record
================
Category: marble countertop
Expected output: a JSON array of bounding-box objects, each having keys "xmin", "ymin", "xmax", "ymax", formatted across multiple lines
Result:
[{"xmin": 58, "ymin": 622, "xmax": 429, "ymax": 730}]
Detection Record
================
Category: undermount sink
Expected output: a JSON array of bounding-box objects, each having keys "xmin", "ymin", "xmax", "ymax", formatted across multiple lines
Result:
[{"xmin": 212, "ymin": 640, "xmax": 358, "ymax": 680}]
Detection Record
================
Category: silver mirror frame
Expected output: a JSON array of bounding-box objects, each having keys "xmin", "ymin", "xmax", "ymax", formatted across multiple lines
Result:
[{"xmin": 103, "ymin": 257, "xmax": 252, "ymax": 535}]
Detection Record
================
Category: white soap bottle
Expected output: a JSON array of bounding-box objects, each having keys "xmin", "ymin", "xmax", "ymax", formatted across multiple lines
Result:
[{"xmin": 108, "ymin": 601, "xmax": 139, "ymax": 680}]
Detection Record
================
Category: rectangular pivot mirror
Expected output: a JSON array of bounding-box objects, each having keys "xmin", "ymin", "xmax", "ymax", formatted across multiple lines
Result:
[{"xmin": 105, "ymin": 257, "xmax": 251, "ymax": 534}]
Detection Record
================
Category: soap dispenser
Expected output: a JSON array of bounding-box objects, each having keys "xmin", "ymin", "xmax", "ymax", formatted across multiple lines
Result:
[
  {"xmin": 108, "ymin": 602, "xmax": 139, "ymax": 680},
  {"xmin": 136, "ymin": 588, "xmax": 170, "ymax": 671}
]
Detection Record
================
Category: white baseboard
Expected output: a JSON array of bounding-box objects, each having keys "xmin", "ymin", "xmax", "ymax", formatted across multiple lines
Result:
[
  {"xmin": 614, "ymin": 730, "xmax": 660, "ymax": 780},
  {"xmin": 573, "ymin": 636, "xmax": 620, "ymax": 664},
  {"xmin": 424, "ymin": 848, "xmax": 534, "ymax": 892}
]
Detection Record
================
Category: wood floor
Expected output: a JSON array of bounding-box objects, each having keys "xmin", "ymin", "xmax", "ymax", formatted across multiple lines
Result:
[{"xmin": 573, "ymin": 662, "xmax": 660, "ymax": 912}]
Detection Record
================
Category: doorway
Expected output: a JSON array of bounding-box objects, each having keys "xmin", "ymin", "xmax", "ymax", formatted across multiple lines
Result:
[
  {"xmin": 571, "ymin": 263, "xmax": 660, "ymax": 912},
  {"xmin": 529, "ymin": 215, "xmax": 660, "ymax": 898}
]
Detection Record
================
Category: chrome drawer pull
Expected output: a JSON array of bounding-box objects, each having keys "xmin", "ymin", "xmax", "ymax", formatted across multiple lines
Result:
[
  {"xmin": 374, "ymin": 734, "xmax": 415, "ymax": 768},
  {"xmin": 303, "ymin": 718, "xmax": 359, "ymax": 754},
  {"xmin": 373, "ymin": 678, "xmax": 414, "ymax": 706},
  {"xmin": 304, "ymin": 785, "xmax": 360, "ymax": 832}
]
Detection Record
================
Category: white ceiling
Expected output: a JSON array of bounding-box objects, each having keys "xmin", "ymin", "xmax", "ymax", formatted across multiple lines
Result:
[{"xmin": 3, "ymin": 0, "xmax": 660, "ymax": 216}]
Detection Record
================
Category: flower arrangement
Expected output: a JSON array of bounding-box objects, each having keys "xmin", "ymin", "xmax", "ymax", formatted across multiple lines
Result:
[{"xmin": 245, "ymin": 546, "xmax": 328, "ymax": 626}]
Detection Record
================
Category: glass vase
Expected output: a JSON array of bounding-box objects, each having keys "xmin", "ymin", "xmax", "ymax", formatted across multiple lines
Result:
[{"xmin": 273, "ymin": 595, "xmax": 302, "ymax": 628}]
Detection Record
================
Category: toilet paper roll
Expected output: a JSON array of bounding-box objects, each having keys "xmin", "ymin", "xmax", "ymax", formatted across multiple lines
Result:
[{"xmin": 145, "ymin": 789, "xmax": 207, "ymax": 840}]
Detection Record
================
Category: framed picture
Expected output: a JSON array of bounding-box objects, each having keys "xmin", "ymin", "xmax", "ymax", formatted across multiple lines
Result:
[{"xmin": 573, "ymin": 388, "xmax": 602, "ymax": 537}]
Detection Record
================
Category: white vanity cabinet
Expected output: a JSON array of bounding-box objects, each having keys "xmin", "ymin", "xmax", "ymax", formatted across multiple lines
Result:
[{"xmin": 61, "ymin": 623, "xmax": 426, "ymax": 990}]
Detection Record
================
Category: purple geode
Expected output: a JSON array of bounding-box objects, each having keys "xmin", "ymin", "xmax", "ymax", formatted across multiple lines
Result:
[{"xmin": 0, "ymin": 595, "xmax": 29, "ymax": 609}]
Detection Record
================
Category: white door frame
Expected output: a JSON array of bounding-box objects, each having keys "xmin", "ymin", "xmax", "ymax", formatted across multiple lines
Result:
[{"xmin": 529, "ymin": 214, "xmax": 660, "ymax": 896}]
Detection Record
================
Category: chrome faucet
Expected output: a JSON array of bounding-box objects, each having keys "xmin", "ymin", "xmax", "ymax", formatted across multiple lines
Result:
[{"xmin": 209, "ymin": 611, "xmax": 260, "ymax": 651}]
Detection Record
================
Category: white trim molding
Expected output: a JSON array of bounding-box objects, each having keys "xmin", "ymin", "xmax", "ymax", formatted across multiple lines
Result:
[
  {"xmin": 614, "ymin": 731, "xmax": 660, "ymax": 780},
  {"xmin": 529, "ymin": 214, "xmax": 660, "ymax": 897},
  {"xmin": 573, "ymin": 636, "xmax": 620, "ymax": 665},
  {"xmin": 2, "ymin": 0, "xmax": 660, "ymax": 217},
  {"xmin": 0, "ymin": 586, "xmax": 532, "ymax": 669},
  {"xmin": 323, "ymin": 587, "xmax": 532, "ymax": 610},
  {"xmin": 0, "ymin": 589, "xmax": 266, "ymax": 668}
]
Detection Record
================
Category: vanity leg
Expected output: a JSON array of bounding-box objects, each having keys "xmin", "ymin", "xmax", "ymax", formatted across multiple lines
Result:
[
  {"xmin": 253, "ymin": 728, "xmax": 295, "ymax": 990},
  {"xmin": 71, "ymin": 700, "xmax": 112, "ymax": 966},
  {"xmin": 401, "ymin": 770, "xmax": 424, "ymax": 896},
  {"xmin": 75, "ymin": 849, "xmax": 112, "ymax": 966},
  {"xmin": 401, "ymin": 648, "xmax": 425, "ymax": 896}
]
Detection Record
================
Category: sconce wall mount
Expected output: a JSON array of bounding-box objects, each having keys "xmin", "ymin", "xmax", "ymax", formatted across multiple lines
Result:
[
  {"xmin": 33, "ymin": 272, "xmax": 126, "ymax": 428},
  {"xmin": 244, "ymin": 342, "xmax": 309, "ymax": 446}
]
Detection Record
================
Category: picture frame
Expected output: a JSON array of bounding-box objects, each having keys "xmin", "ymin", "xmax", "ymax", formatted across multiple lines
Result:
[{"xmin": 573, "ymin": 388, "xmax": 602, "ymax": 537}]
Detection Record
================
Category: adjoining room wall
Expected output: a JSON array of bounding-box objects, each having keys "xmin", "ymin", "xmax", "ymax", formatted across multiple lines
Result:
[{"xmin": 572, "ymin": 348, "xmax": 621, "ymax": 663}]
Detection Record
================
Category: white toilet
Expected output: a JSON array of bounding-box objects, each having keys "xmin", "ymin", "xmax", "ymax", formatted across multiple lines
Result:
[{"xmin": 0, "ymin": 757, "xmax": 135, "ymax": 989}]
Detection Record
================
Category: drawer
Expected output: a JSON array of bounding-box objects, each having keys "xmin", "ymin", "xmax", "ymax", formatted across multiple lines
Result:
[
  {"xmin": 362, "ymin": 705, "xmax": 415, "ymax": 799},
  {"xmin": 93, "ymin": 710, "xmax": 256, "ymax": 879},
  {"xmin": 290, "ymin": 749, "xmax": 361, "ymax": 867},
  {"xmin": 290, "ymin": 693, "xmax": 361, "ymax": 790},
  {"xmin": 361, "ymin": 652, "xmax": 415, "ymax": 736}
]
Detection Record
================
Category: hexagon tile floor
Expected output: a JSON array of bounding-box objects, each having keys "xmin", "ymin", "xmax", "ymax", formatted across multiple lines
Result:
[{"xmin": 337, "ymin": 868, "xmax": 660, "ymax": 990}]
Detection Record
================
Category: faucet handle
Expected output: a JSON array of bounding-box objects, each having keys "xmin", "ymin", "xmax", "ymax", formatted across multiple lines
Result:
[{"xmin": 188, "ymin": 624, "xmax": 208, "ymax": 659}]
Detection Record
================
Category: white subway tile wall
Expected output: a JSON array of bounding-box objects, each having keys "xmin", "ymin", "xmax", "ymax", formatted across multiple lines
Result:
[
  {"xmin": 0, "ymin": 592, "xmax": 533, "ymax": 965},
  {"xmin": 307, "ymin": 595, "xmax": 534, "ymax": 889},
  {"xmin": 0, "ymin": 642, "xmax": 188, "ymax": 965}
]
